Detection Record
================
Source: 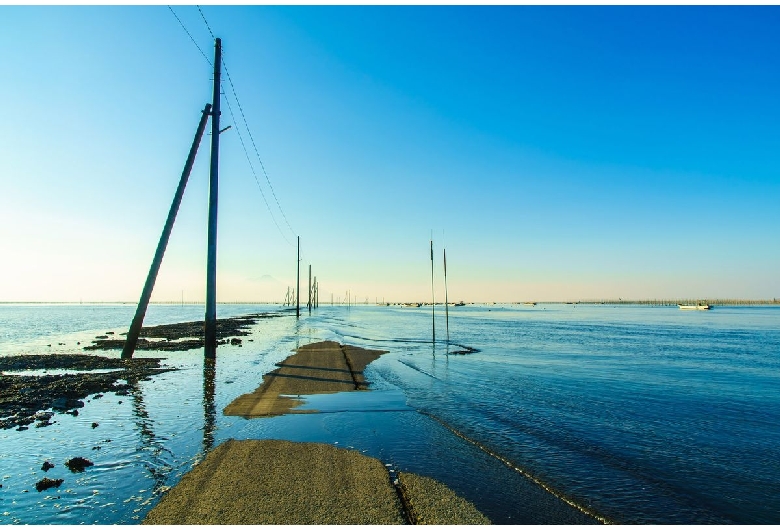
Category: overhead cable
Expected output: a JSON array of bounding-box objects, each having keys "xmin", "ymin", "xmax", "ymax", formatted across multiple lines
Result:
[{"xmin": 167, "ymin": 5, "xmax": 211, "ymax": 66}]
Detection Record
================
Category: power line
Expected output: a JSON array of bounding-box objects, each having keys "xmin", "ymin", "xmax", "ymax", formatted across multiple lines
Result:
[
  {"xmin": 197, "ymin": 5, "xmax": 216, "ymax": 41},
  {"xmin": 169, "ymin": 5, "xmax": 299, "ymax": 247},
  {"xmin": 167, "ymin": 5, "xmax": 211, "ymax": 66},
  {"xmin": 222, "ymin": 91, "xmax": 293, "ymax": 246},
  {"xmin": 222, "ymin": 59, "xmax": 297, "ymax": 238}
]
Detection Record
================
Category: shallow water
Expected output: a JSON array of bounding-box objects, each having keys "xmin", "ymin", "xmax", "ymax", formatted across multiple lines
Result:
[{"xmin": 1, "ymin": 303, "xmax": 778, "ymax": 524}]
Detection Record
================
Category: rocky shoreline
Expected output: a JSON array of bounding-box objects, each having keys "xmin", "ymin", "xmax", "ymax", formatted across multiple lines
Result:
[
  {"xmin": 84, "ymin": 312, "xmax": 284, "ymax": 352},
  {"xmin": 0, "ymin": 313, "xmax": 286, "ymax": 430},
  {"xmin": 0, "ymin": 354, "xmax": 174, "ymax": 430}
]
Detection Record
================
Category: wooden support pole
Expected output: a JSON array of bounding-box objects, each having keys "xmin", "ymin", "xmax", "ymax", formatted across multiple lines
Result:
[
  {"xmin": 308, "ymin": 264, "xmax": 312, "ymax": 314},
  {"xmin": 121, "ymin": 103, "xmax": 212, "ymax": 359},
  {"xmin": 296, "ymin": 236, "xmax": 300, "ymax": 318},
  {"xmin": 204, "ymin": 37, "xmax": 222, "ymax": 360}
]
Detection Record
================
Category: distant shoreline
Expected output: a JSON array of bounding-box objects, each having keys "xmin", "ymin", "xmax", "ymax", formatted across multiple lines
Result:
[{"xmin": 2, "ymin": 299, "xmax": 779, "ymax": 306}]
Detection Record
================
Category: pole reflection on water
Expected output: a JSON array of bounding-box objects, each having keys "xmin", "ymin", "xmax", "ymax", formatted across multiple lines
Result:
[
  {"xmin": 202, "ymin": 357, "xmax": 216, "ymax": 455},
  {"xmin": 129, "ymin": 375, "xmax": 175, "ymax": 495}
]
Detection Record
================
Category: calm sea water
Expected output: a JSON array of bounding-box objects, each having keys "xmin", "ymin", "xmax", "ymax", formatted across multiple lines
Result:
[{"xmin": 1, "ymin": 303, "xmax": 778, "ymax": 524}]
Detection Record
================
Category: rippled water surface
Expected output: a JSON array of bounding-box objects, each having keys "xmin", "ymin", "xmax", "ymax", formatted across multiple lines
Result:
[{"xmin": 1, "ymin": 303, "xmax": 779, "ymax": 524}]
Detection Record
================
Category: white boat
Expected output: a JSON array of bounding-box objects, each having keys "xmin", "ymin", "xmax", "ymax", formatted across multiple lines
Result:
[{"xmin": 678, "ymin": 303, "xmax": 711, "ymax": 310}]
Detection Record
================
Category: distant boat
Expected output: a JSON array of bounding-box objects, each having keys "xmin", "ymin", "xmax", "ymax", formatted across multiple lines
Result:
[
  {"xmin": 523, "ymin": 302, "xmax": 537, "ymax": 306},
  {"xmin": 679, "ymin": 303, "xmax": 712, "ymax": 310},
  {"xmin": 454, "ymin": 301, "xmax": 466, "ymax": 307}
]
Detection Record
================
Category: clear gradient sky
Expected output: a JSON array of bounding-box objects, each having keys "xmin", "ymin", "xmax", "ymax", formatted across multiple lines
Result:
[{"xmin": 1, "ymin": 5, "xmax": 778, "ymax": 303}]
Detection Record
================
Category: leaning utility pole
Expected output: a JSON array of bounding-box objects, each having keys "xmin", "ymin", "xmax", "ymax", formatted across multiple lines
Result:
[
  {"xmin": 308, "ymin": 265, "xmax": 312, "ymax": 314},
  {"xmin": 296, "ymin": 236, "xmax": 300, "ymax": 318},
  {"xmin": 121, "ymin": 104, "xmax": 212, "ymax": 359},
  {"xmin": 204, "ymin": 37, "xmax": 222, "ymax": 359}
]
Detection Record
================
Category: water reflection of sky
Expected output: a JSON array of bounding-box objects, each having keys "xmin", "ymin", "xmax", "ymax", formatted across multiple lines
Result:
[{"xmin": 2, "ymin": 304, "xmax": 778, "ymax": 524}]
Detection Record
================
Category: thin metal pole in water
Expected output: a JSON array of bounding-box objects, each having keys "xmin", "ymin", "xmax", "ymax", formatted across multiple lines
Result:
[
  {"xmin": 308, "ymin": 264, "xmax": 312, "ymax": 314},
  {"xmin": 122, "ymin": 103, "xmax": 212, "ymax": 360},
  {"xmin": 296, "ymin": 236, "xmax": 300, "ymax": 318},
  {"xmin": 204, "ymin": 37, "xmax": 222, "ymax": 360},
  {"xmin": 444, "ymin": 248, "xmax": 449, "ymax": 343},
  {"xmin": 430, "ymin": 239, "xmax": 435, "ymax": 344}
]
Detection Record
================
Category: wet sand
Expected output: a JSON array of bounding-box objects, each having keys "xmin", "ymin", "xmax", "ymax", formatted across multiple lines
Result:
[{"xmin": 224, "ymin": 340, "xmax": 386, "ymax": 417}]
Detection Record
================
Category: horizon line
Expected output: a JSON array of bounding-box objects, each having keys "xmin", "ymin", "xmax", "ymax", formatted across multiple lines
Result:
[{"xmin": 1, "ymin": 299, "xmax": 779, "ymax": 306}]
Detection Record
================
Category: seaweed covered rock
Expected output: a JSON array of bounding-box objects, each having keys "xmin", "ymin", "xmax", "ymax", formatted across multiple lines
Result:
[
  {"xmin": 65, "ymin": 457, "xmax": 94, "ymax": 473},
  {"xmin": 35, "ymin": 477, "xmax": 64, "ymax": 492}
]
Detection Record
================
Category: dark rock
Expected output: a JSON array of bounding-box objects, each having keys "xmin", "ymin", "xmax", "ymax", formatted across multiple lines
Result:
[
  {"xmin": 106, "ymin": 332, "xmax": 114, "ymax": 335},
  {"xmin": 91, "ymin": 422, "xmax": 99, "ymax": 429},
  {"xmin": 35, "ymin": 477, "xmax": 64, "ymax": 492},
  {"xmin": 92, "ymin": 394, "xmax": 103, "ymax": 399},
  {"xmin": 42, "ymin": 461, "xmax": 55, "ymax": 471},
  {"xmin": 52, "ymin": 398, "xmax": 84, "ymax": 410},
  {"xmin": 67, "ymin": 409, "xmax": 79, "ymax": 416},
  {"xmin": 230, "ymin": 338, "xmax": 242, "ymax": 345},
  {"xmin": 65, "ymin": 457, "xmax": 94, "ymax": 473},
  {"xmin": 17, "ymin": 415, "xmax": 35, "ymax": 427}
]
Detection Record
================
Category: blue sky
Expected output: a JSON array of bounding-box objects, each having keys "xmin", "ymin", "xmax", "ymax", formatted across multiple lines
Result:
[{"xmin": 1, "ymin": 5, "xmax": 778, "ymax": 303}]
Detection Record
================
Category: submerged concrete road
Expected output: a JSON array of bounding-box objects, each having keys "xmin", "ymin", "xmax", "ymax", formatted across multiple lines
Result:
[
  {"xmin": 144, "ymin": 341, "xmax": 490, "ymax": 524},
  {"xmin": 224, "ymin": 340, "xmax": 385, "ymax": 417},
  {"xmin": 142, "ymin": 439, "xmax": 490, "ymax": 524}
]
